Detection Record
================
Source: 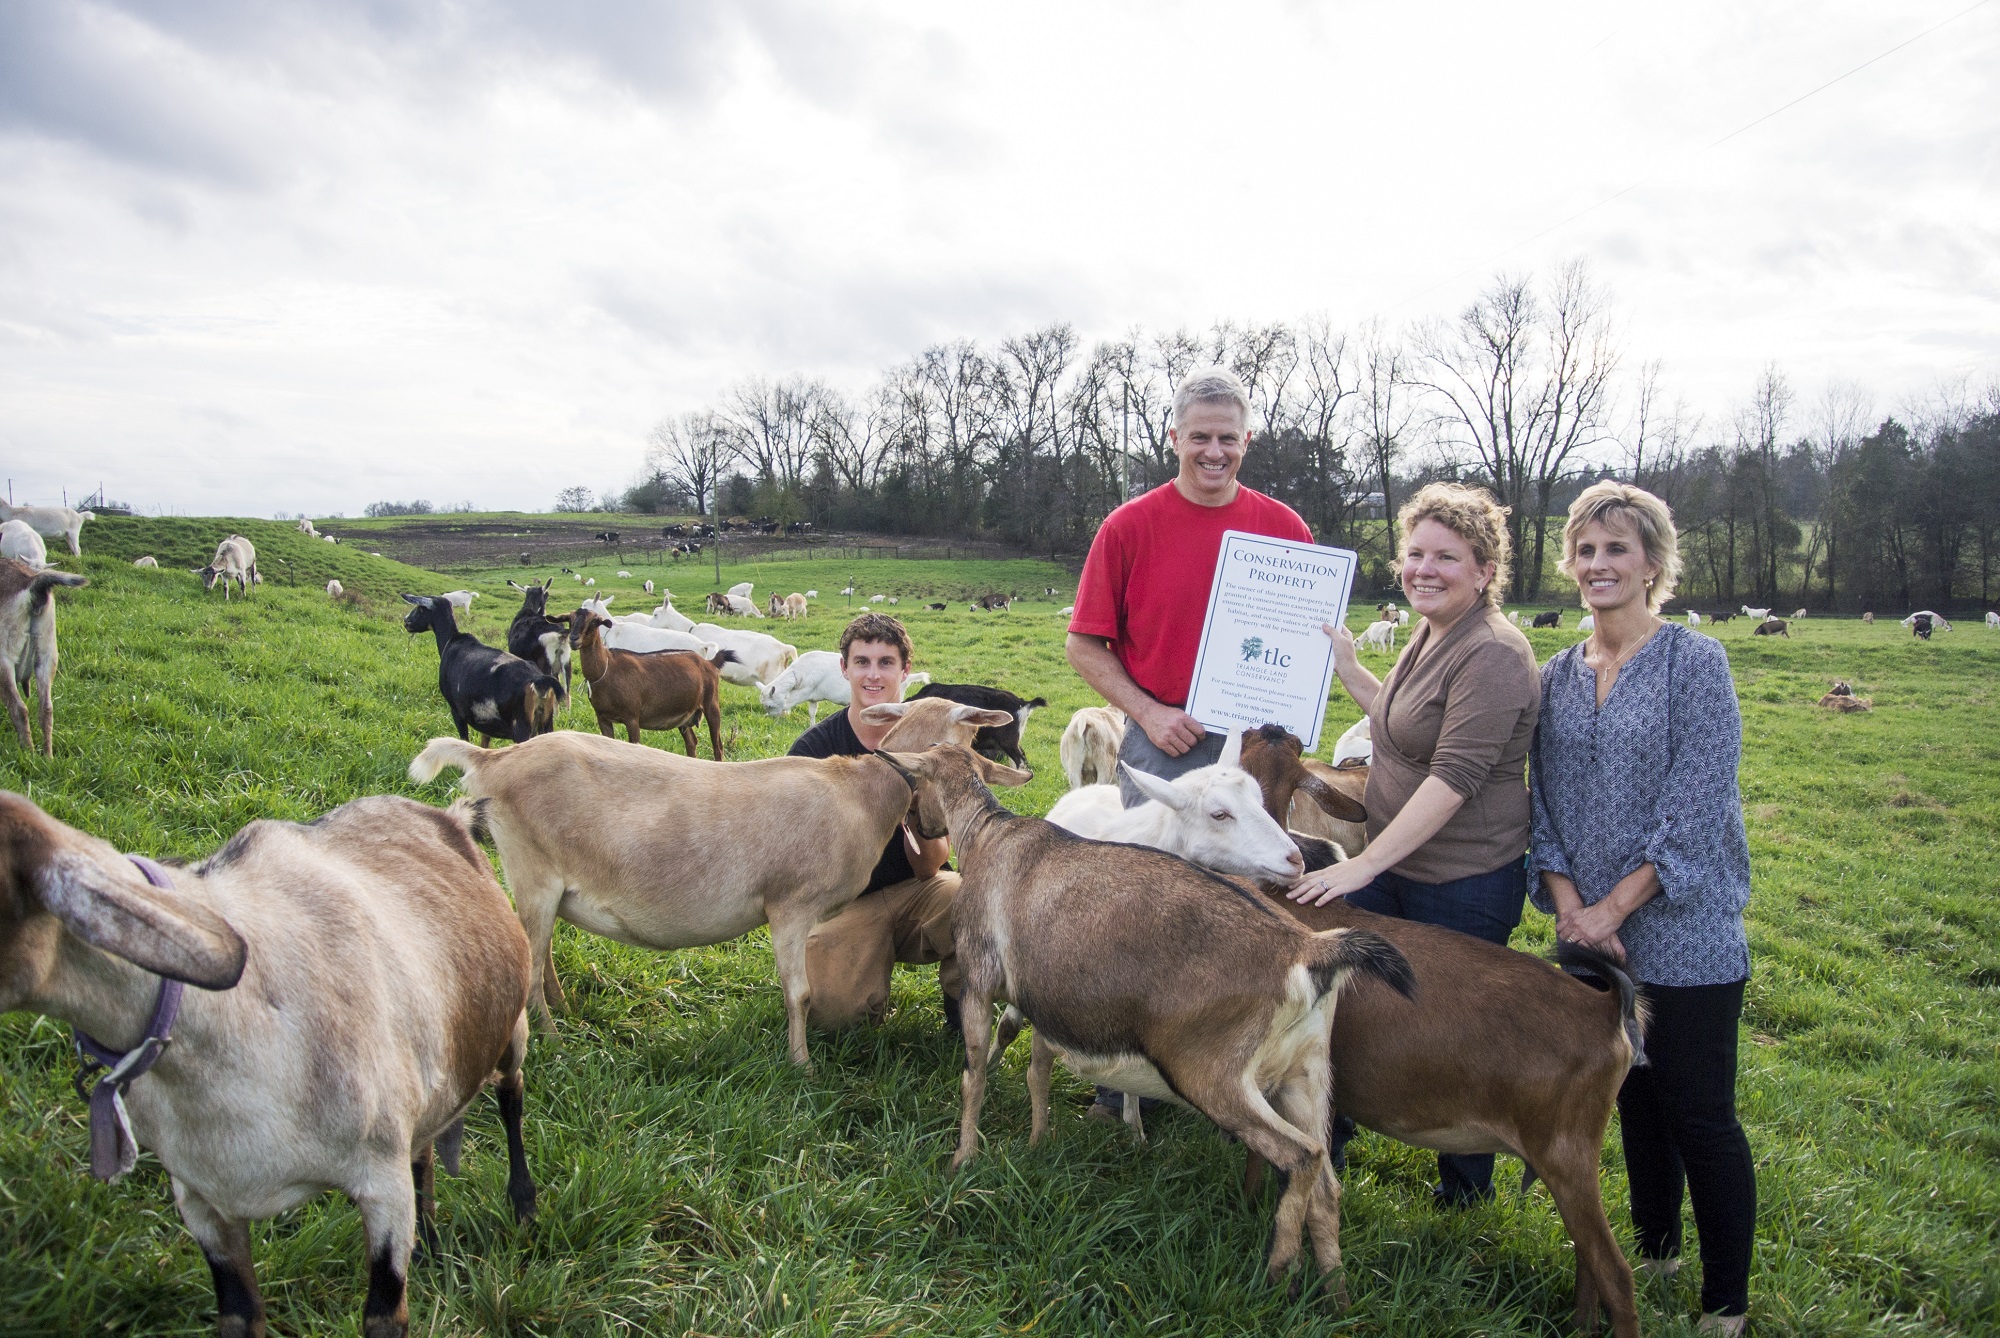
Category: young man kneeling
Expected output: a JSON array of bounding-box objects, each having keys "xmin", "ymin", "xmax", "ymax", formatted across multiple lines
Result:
[{"xmin": 788, "ymin": 613, "xmax": 962, "ymax": 1032}]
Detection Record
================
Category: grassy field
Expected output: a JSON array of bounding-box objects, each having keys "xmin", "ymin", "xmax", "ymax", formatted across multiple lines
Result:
[{"xmin": 2, "ymin": 518, "xmax": 1996, "ymax": 1336}]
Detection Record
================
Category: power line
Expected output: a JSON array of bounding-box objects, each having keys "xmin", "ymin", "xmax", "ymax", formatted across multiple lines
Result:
[{"xmin": 1370, "ymin": 0, "xmax": 1994, "ymax": 318}]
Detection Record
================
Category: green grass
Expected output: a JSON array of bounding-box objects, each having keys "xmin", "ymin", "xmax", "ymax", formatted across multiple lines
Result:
[{"xmin": 2, "ymin": 532, "xmax": 1997, "ymax": 1336}]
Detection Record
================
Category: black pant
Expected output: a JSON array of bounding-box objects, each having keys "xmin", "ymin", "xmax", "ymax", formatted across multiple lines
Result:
[{"xmin": 1620, "ymin": 978, "xmax": 1756, "ymax": 1318}]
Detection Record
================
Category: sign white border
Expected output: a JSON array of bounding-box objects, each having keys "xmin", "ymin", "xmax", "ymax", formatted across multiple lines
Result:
[{"xmin": 1184, "ymin": 531, "xmax": 1357, "ymax": 751}]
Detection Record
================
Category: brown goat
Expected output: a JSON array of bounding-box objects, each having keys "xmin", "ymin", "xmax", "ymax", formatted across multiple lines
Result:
[
  {"xmin": 1235, "ymin": 724, "xmax": 1644, "ymax": 1338},
  {"xmin": 886, "ymin": 743, "xmax": 1416, "ymax": 1302},
  {"xmin": 569, "ymin": 608, "xmax": 727, "ymax": 758}
]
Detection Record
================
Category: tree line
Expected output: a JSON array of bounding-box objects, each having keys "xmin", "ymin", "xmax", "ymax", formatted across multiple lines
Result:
[{"xmin": 618, "ymin": 260, "xmax": 1999, "ymax": 612}]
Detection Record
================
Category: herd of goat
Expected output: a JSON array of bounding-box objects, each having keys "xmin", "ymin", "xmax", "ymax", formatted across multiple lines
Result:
[{"xmin": 2, "ymin": 519, "xmax": 1997, "ymax": 1336}]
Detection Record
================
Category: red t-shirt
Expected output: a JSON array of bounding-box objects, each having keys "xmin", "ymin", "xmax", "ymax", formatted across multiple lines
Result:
[{"xmin": 1069, "ymin": 482, "xmax": 1312, "ymax": 707}]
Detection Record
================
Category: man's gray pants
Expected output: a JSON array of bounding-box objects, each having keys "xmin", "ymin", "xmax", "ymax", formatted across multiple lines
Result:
[{"xmin": 1116, "ymin": 717, "xmax": 1226, "ymax": 807}]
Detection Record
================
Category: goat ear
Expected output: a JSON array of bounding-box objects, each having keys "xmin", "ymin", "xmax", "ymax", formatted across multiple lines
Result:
[
  {"xmin": 951, "ymin": 705, "xmax": 1016, "ymax": 728},
  {"xmin": 1121, "ymin": 763, "xmax": 1190, "ymax": 810},
  {"xmin": 37, "ymin": 853, "xmax": 247, "ymax": 991},
  {"xmin": 1217, "ymin": 727, "xmax": 1242, "ymax": 769},
  {"xmin": 857, "ymin": 702, "xmax": 909, "ymax": 724},
  {"xmin": 1300, "ymin": 774, "xmax": 1368, "ymax": 824},
  {"xmin": 970, "ymin": 755, "xmax": 1033, "ymax": 788}
]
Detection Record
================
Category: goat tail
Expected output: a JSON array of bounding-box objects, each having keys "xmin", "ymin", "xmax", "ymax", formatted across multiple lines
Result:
[
  {"xmin": 410, "ymin": 736, "xmax": 487, "ymax": 785},
  {"xmin": 445, "ymin": 796, "xmax": 494, "ymax": 845},
  {"xmin": 1305, "ymin": 928, "xmax": 1417, "ymax": 1003},
  {"xmin": 1554, "ymin": 941, "xmax": 1649, "ymax": 1068}
]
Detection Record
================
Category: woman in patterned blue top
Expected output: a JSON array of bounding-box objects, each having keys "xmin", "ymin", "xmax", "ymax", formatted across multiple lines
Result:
[{"xmin": 1527, "ymin": 481, "xmax": 1755, "ymax": 1336}]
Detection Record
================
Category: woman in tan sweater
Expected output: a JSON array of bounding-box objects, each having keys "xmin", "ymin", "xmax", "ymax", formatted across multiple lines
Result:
[{"xmin": 1289, "ymin": 480, "xmax": 1541, "ymax": 1205}]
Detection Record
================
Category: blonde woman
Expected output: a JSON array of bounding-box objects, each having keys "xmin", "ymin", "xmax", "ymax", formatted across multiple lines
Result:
[
  {"xmin": 1290, "ymin": 481, "xmax": 1540, "ymax": 1206},
  {"xmin": 1528, "ymin": 480, "xmax": 1754, "ymax": 1335}
]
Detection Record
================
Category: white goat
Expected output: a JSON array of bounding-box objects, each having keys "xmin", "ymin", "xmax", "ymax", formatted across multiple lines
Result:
[
  {"xmin": 0, "ymin": 501, "xmax": 93, "ymax": 555},
  {"xmin": 193, "ymin": 536, "xmax": 258, "ymax": 599},
  {"xmin": 408, "ymin": 698, "xmax": 1023, "ymax": 1063},
  {"xmin": 1330, "ymin": 716, "xmax": 1371, "ymax": 768},
  {"xmin": 0, "ymin": 792, "xmax": 536, "ymax": 1336},
  {"xmin": 1, "ymin": 519, "xmax": 48, "ymax": 570},
  {"xmin": 1058, "ymin": 704, "xmax": 1127, "ymax": 788},
  {"xmin": 2, "ymin": 559, "xmax": 87, "ymax": 755},
  {"xmin": 1358, "ymin": 619, "xmax": 1396, "ymax": 652}
]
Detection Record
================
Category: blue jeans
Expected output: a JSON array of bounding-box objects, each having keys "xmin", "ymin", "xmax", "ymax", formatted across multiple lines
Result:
[{"xmin": 1339, "ymin": 858, "xmax": 1527, "ymax": 1204}]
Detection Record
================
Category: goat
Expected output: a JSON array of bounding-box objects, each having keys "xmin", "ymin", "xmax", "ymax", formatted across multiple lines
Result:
[
  {"xmin": 1230, "ymin": 723, "xmax": 1645, "ymax": 1338},
  {"xmin": 568, "ymin": 608, "xmax": 728, "ymax": 758},
  {"xmin": 1753, "ymin": 618, "xmax": 1789, "ymax": 638},
  {"xmin": 1, "ymin": 560, "xmax": 87, "ymax": 756},
  {"xmin": 1058, "ymin": 704, "xmax": 1127, "ymax": 788},
  {"xmin": 505, "ymin": 579, "xmax": 573, "ymax": 699},
  {"xmin": 885, "ymin": 744, "xmax": 1413, "ymax": 1301},
  {"xmin": 1531, "ymin": 610, "xmax": 1562, "ymax": 629},
  {"xmin": 1357, "ymin": 619, "xmax": 1396, "ymax": 652},
  {"xmin": 0, "ymin": 790, "xmax": 535, "ymax": 1338},
  {"xmin": 326, "ymin": 579, "xmax": 344, "ymax": 597},
  {"xmin": 1, "ymin": 519, "xmax": 48, "ymax": 570},
  {"xmin": 403, "ymin": 595, "xmax": 561, "ymax": 746},
  {"xmin": 408, "ymin": 698, "xmax": 1026, "ymax": 1063},
  {"xmin": 1817, "ymin": 680, "xmax": 1872, "ymax": 712},
  {"xmin": 1741, "ymin": 605, "xmax": 1771, "ymax": 620},
  {"xmin": 193, "ymin": 536, "xmax": 258, "ymax": 599},
  {"xmin": 132, "ymin": 555, "xmax": 158, "ymax": 568},
  {"xmin": 0, "ymin": 501, "xmax": 93, "ymax": 555},
  {"xmin": 910, "ymin": 682, "xmax": 1046, "ymax": 768}
]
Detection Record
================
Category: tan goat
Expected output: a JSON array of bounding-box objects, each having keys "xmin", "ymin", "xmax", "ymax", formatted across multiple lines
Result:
[
  {"xmin": 1236, "ymin": 725, "xmax": 1644, "ymax": 1338},
  {"xmin": 568, "ymin": 607, "xmax": 728, "ymax": 758},
  {"xmin": 885, "ymin": 744, "xmax": 1414, "ymax": 1303},
  {"xmin": 0, "ymin": 558, "xmax": 87, "ymax": 757},
  {"xmin": 0, "ymin": 791, "xmax": 535, "ymax": 1338},
  {"xmin": 408, "ymin": 697, "xmax": 1027, "ymax": 1065}
]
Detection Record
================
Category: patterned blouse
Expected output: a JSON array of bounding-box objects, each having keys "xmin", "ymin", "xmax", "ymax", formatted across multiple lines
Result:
[{"xmin": 1527, "ymin": 622, "xmax": 1752, "ymax": 987}]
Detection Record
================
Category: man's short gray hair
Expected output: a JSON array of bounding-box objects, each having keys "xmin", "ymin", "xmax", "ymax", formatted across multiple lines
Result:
[{"xmin": 1173, "ymin": 368, "xmax": 1252, "ymax": 431}]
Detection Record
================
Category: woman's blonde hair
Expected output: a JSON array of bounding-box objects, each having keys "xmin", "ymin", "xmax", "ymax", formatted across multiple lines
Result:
[
  {"xmin": 1395, "ymin": 482, "xmax": 1511, "ymax": 607},
  {"xmin": 1559, "ymin": 480, "xmax": 1681, "ymax": 613}
]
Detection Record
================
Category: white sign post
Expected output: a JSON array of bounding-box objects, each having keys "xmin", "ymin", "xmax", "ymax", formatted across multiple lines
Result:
[{"xmin": 1184, "ymin": 532, "xmax": 1358, "ymax": 751}]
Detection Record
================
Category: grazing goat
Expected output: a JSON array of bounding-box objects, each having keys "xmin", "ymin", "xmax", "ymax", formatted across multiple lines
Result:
[
  {"xmin": 1357, "ymin": 619, "xmax": 1396, "ymax": 652},
  {"xmin": 0, "ymin": 500, "xmax": 93, "ymax": 555},
  {"xmin": 193, "ymin": 536, "xmax": 258, "ymax": 599},
  {"xmin": 1754, "ymin": 618, "xmax": 1789, "ymax": 638},
  {"xmin": 1, "ymin": 519, "xmax": 48, "ymax": 569},
  {"xmin": 910, "ymin": 682, "xmax": 1046, "ymax": 768},
  {"xmin": 409, "ymin": 698, "xmax": 1026, "ymax": 1062},
  {"xmin": 886, "ymin": 744, "xmax": 1413, "ymax": 1300},
  {"xmin": 1531, "ymin": 610, "xmax": 1562, "ymax": 629},
  {"xmin": 505, "ymin": 579, "xmax": 573, "ymax": 699},
  {"xmin": 132, "ymin": 555, "xmax": 158, "ymax": 568},
  {"xmin": 1058, "ymin": 704, "xmax": 1127, "ymax": 788},
  {"xmin": 568, "ymin": 608, "xmax": 728, "ymax": 758},
  {"xmin": 1229, "ymin": 723, "xmax": 1646, "ymax": 1338},
  {"xmin": 0, "ymin": 790, "xmax": 535, "ymax": 1338},
  {"xmin": 1818, "ymin": 680, "xmax": 1872, "ymax": 712},
  {"xmin": 404, "ymin": 595, "xmax": 561, "ymax": 746},
  {"xmin": 326, "ymin": 579, "xmax": 344, "ymax": 597},
  {"xmin": 1741, "ymin": 605, "xmax": 1771, "ymax": 620},
  {"xmin": 1, "ymin": 559, "xmax": 87, "ymax": 756}
]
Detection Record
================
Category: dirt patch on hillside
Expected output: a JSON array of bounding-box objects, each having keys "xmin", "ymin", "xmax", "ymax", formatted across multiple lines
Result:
[{"xmin": 340, "ymin": 517, "xmax": 1067, "ymax": 573}]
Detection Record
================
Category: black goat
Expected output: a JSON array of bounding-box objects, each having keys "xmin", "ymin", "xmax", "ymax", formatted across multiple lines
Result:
[
  {"xmin": 909, "ymin": 682, "xmax": 1047, "ymax": 769},
  {"xmin": 402, "ymin": 595, "xmax": 561, "ymax": 746},
  {"xmin": 506, "ymin": 578, "xmax": 573, "ymax": 699}
]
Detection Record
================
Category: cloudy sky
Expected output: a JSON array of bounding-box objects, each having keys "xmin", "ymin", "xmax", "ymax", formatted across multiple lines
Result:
[{"xmin": 3, "ymin": 0, "xmax": 1995, "ymax": 517}]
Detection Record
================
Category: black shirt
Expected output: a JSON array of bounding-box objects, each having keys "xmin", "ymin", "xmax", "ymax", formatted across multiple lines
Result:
[{"xmin": 789, "ymin": 709, "xmax": 916, "ymax": 894}]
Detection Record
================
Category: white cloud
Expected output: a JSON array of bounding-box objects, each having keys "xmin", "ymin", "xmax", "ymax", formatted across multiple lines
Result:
[{"xmin": 1, "ymin": 0, "xmax": 1995, "ymax": 514}]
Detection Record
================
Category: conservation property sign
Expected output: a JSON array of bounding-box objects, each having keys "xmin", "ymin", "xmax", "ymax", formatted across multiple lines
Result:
[{"xmin": 1184, "ymin": 531, "xmax": 1357, "ymax": 751}]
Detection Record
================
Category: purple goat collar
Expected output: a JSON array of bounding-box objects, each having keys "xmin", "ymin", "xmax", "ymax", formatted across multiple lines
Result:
[{"xmin": 71, "ymin": 854, "xmax": 185, "ymax": 1183}]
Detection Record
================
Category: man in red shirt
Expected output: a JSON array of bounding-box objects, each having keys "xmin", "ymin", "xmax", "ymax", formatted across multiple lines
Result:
[{"xmin": 1066, "ymin": 368, "xmax": 1313, "ymax": 806}]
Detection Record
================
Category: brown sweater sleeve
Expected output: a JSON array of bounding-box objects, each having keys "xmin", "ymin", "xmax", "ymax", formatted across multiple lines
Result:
[{"xmin": 1426, "ymin": 634, "xmax": 1540, "ymax": 799}]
